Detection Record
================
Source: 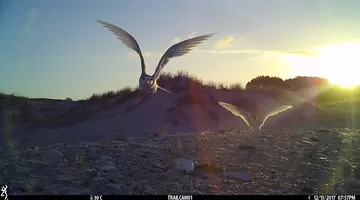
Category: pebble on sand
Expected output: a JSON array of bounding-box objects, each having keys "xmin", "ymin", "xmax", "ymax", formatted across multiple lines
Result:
[
  {"xmin": 101, "ymin": 165, "xmax": 118, "ymax": 172},
  {"xmin": 175, "ymin": 159, "xmax": 194, "ymax": 173},
  {"xmin": 224, "ymin": 171, "xmax": 251, "ymax": 181},
  {"xmin": 44, "ymin": 150, "xmax": 68, "ymax": 162}
]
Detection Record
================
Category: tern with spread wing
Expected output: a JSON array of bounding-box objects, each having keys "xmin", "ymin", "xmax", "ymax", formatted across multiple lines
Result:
[
  {"xmin": 218, "ymin": 102, "xmax": 293, "ymax": 131},
  {"xmin": 97, "ymin": 20, "xmax": 215, "ymax": 104}
]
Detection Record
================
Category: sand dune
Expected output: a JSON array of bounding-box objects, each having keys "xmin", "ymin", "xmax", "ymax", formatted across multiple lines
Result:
[
  {"xmin": 1, "ymin": 79, "xmax": 360, "ymax": 195},
  {"xmin": 0, "ymin": 79, "xmax": 331, "ymax": 149}
]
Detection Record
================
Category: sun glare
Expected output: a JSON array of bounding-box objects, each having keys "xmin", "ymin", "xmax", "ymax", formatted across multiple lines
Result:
[{"xmin": 283, "ymin": 42, "xmax": 360, "ymax": 88}]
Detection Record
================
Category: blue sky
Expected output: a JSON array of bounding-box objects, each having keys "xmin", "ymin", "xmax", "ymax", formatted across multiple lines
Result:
[{"xmin": 1, "ymin": 0, "xmax": 360, "ymax": 99}]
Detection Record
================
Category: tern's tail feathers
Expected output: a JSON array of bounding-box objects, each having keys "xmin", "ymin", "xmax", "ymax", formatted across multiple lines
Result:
[
  {"xmin": 218, "ymin": 102, "xmax": 252, "ymax": 127},
  {"xmin": 158, "ymin": 85, "xmax": 174, "ymax": 94}
]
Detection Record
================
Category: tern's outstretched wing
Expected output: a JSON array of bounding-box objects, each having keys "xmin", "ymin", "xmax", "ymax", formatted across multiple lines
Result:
[
  {"xmin": 258, "ymin": 105, "xmax": 293, "ymax": 130},
  {"xmin": 96, "ymin": 20, "xmax": 147, "ymax": 74},
  {"xmin": 218, "ymin": 102, "xmax": 251, "ymax": 127},
  {"xmin": 152, "ymin": 33, "xmax": 216, "ymax": 81}
]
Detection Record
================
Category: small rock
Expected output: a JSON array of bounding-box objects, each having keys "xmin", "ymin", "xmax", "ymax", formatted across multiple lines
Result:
[
  {"xmin": 151, "ymin": 162, "xmax": 170, "ymax": 172},
  {"xmin": 56, "ymin": 175, "xmax": 70, "ymax": 184},
  {"xmin": 76, "ymin": 188, "xmax": 92, "ymax": 195},
  {"xmin": 175, "ymin": 159, "xmax": 194, "ymax": 173},
  {"xmin": 11, "ymin": 191, "xmax": 25, "ymax": 195},
  {"xmin": 196, "ymin": 163, "xmax": 224, "ymax": 173},
  {"xmin": 96, "ymin": 183, "xmax": 122, "ymax": 195},
  {"xmin": 301, "ymin": 140, "xmax": 313, "ymax": 145},
  {"xmin": 56, "ymin": 187, "xmax": 79, "ymax": 195},
  {"xmin": 113, "ymin": 135, "xmax": 128, "ymax": 141},
  {"xmin": 238, "ymin": 145, "xmax": 256, "ymax": 150},
  {"xmin": 106, "ymin": 183, "xmax": 122, "ymax": 191},
  {"xmin": 0, "ymin": 162, "xmax": 6, "ymax": 170},
  {"xmin": 101, "ymin": 166, "xmax": 118, "ymax": 172},
  {"xmin": 67, "ymin": 191, "xmax": 81, "ymax": 195},
  {"xmin": 21, "ymin": 184, "xmax": 44, "ymax": 194},
  {"xmin": 319, "ymin": 133, "xmax": 337, "ymax": 143},
  {"xmin": 44, "ymin": 150, "xmax": 67, "ymax": 162},
  {"xmin": 85, "ymin": 168, "xmax": 98, "ymax": 177},
  {"xmin": 104, "ymin": 161, "xmax": 115, "ymax": 166},
  {"xmin": 139, "ymin": 153, "xmax": 148, "ymax": 158},
  {"xmin": 78, "ymin": 142, "xmax": 99, "ymax": 148},
  {"xmin": 94, "ymin": 177, "xmax": 107, "ymax": 183},
  {"xmin": 100, "ymin": 155, "xmax": 113, "ymax": 161},
  {"xmin": 337, "ymin": 158, "xmax": 353, "ymax": 178},
  {"xmin": 300, "ymin": 186, "xmax": 314, "ymax": 194},
  {"xmin": 190, "ymin": 168, "xmax": 216, "ymax": 179},
  {"xmin": 74, "ymin": 152, "xmax": 86, "ymax": 163},
  {"xmin": 217, "ymin": 147, "xmax": 229, "ymax": 152},
  {"xmin": 309, "ymin": 135, "xmax": 320, "ymax": 142},
  {"xmin": 314, "ymin": 169, "xmax": 330, "ymax": 181},
  {"xmin": 224, "ymin": 171, "xmax": 251, "ymax": 181},
  {"xmin": 104, "ymin": 172, "xmax": 124, "ymax": 183},
  {"xmin": 355, "ymin": 167, "xmax": 360, "ymax": 180},
  {"xmin": 283, "ymin": 183, "xmax": 293, "ymax": 193},
  {"xmin": 315, "ymin": 129, "xmax": 330, "ymax": 133},
  {"xmin": 86, "ymin": 151, "xmax": 98, "ymax": 160}
]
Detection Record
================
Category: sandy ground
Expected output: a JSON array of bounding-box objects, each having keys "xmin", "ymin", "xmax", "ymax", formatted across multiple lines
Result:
[
  {"xmin": 1, "ymin": 86, "xmax": 359, "ymax": 195},
  {"xmin": 1, "ymin": 127, "xmax": 359, "ymax": 195}
]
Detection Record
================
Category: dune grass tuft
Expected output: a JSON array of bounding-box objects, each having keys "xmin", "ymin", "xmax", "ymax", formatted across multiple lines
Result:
[{"xmin": 84, "ymin": 86, "xmax": 137, "ymax": 103}]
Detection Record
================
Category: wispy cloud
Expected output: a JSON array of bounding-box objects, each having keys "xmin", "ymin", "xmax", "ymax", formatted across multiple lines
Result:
[
  {"xmin": 213, "ymin": 35, "xmax": 234, "ymax": 49},
  {"xmin": 169, "ymin": 37, "xmax": 181, "ymax": 46},
  {"xmin": 199, "ymin": 48, "xmax": 320, "ymax": 58},
  {"xmin": 168, "ymin": 32, "xmax": 203, "ymax": 46},
  {"xmin": 23, "ymin": 8, "xmax": 41, "ymax": 37},
  {"xmin": 144, "ymin": 52, "xmax": 154, "ymax": 57},
  {"xmin": 283, "ymin": 50, "xmax": 319, "ymax": 57},
  {"xmin": 188, "ymin": 32, "xmax": 198, "ymax": 38},
  {"xmin": 199, "ymin": 49, "xmax": 261, "ymax": 54}
]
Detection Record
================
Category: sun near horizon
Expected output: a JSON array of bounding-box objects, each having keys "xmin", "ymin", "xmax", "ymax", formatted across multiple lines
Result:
[
  {"xmin": 1, "ymin": 0, "xmax": 360, "ymax": 99},
  {"xmin": 283, "ymin": 42, "xmax": 360, "ymax": 88}
]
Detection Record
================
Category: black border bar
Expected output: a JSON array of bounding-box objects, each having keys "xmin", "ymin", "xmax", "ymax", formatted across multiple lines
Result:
[{"xmin": 7, "ymin": 195, "xmax": 359, "ymax": 200}]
